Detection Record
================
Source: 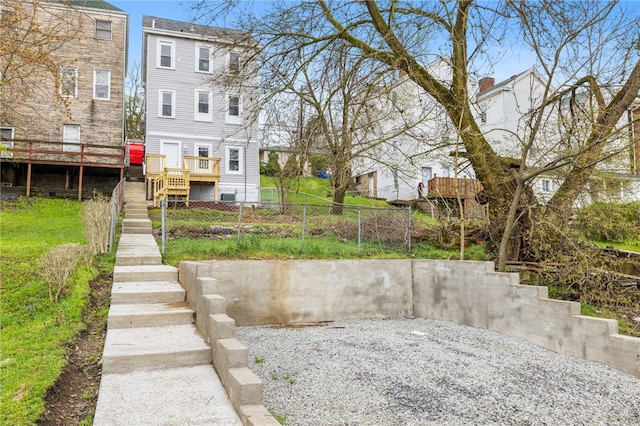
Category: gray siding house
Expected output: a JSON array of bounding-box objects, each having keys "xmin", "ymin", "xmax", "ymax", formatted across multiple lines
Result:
[{"xmin": 142, "ymin": 16, "xmax": 260, "ymax": 203}]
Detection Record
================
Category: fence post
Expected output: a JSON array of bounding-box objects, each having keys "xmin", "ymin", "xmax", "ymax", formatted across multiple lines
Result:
[
  {"xmin": 357, "ymin": 207, "xmax": 362, "ymax": 254},
  {"xmin": 237, "ymin": 203, "xmax": 243, "ymax": 244},
  {"xmin": 407, "ymin": 206, "xmax": 412, "ymax": 252},
  {"xmin": 161, "ymin": 198, "xmax": 166, "ymax": 253},
  {"xmin": 301, "ymin": 203, "xmax": 307, "ymax": 251}
]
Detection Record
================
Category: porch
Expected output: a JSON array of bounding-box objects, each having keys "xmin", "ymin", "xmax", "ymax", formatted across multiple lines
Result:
[{"xmin": 145, "ymin": 154, "xmax": 221, "ymax": 207}]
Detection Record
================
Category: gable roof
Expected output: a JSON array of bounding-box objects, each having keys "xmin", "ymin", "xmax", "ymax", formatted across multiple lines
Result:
[
  {"xmin": 142, "ymin": 15, "xmax": 251, "ymax": 45},
  {"xmin": 44, "ymin": 0, "xmax": 124, "ymax": 12},
  {"xmin": 476, "ymin": 68, "xmax": 547, "ymax": 101}
]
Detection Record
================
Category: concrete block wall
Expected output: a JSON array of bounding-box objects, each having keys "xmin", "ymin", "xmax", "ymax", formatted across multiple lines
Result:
[
  {"xmin": 190, "ymin": 281, "xmax": 280, "ymax": 426},
  {"xmin": 179, "ymin": 259, "xmax": 640, "ymax": 378}
]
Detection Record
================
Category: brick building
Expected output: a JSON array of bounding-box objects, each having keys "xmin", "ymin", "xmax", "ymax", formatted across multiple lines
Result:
[{"xmin": 0, "ymin": 0, "xmax": 128, "ymax": 199}]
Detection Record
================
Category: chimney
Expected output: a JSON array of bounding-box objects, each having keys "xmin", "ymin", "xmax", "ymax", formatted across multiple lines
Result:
[{"xmin": 479, "ymin": 77, "xmax": 495, "ymax": 93}]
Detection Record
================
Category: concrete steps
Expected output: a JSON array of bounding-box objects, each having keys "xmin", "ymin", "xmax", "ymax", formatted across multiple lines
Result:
[
  {"xmin": 111, "ymin": 281, "xmax": 186, "ymax": 304},
  {"xmin": 107, "ymin": 302, "xmax": 195, "ymax": 328},
  {"xmin": 94, "ymin": 182, "xmax": 242, "ymax": 425},
  {"xmin": 113, "ymin": 264, "xmax": 178, "ymax": 282}
]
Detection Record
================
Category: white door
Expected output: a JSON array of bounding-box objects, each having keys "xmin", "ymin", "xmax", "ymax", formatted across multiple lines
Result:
[
  {"xmin": 162, "ymin": 141, "xmax": 181, "ymax": 168},
  {"xmin": 421, "ymin": 167, "xmax": 432, "ymax": 196}
]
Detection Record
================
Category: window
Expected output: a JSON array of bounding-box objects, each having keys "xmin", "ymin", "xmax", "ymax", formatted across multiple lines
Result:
[
  {"xmin": 194, "ymin": 90, "xmax": 212, "ymax": 121},
  {"xmin": 158, "ymin": 90, "xmax": 175, "ymax": 118},
  {"xmin": 0, "ymin": 127, "xmax": 14, "ymax": 158},
  {"xmin": 60, "ymin": 67, "xmax": 77, "ymax": 98},
  {"xmin": 228, "ymin": 51, "xmax": 240, "ymax": 74},
  {"xmin": 226, "ymin": 94, "xmax": 242, "ymax": 124},
  {"xmin": 93, "ymin": 69, "xmax": 110, "ymax": 100},
  {"xmin": 196, "ymin": 45, "xmax": 211, "ymax": 73},
  {"xmin": 541, "ymin": 179, "xmax": 550, "ymax": 193},
  {"xmin": 480, "ymin": 104, "xmax": 487, "ymax": 124},
  {"xmin": 157, "ymin": 40, "xmax": 174, "ymax": 69},
  {"xmin": 95, "ymin": 20, "xmax": 112, "ymax": 39},
  {"xmin": 196, "ymin": 145, "xmax": 211, "ymax": 170},
  {"xmin": 226, "ymin": 146, "xmax": 243, "ymax": 174},
  {"xmin": 63, "ymin": 125, "xmax": 80, "ymax": 152}
]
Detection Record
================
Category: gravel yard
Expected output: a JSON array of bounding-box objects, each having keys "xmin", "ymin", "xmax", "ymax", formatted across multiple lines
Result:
[{"xmin": 235, "ymin": 318, "xmax": 640, "ymax": 426}]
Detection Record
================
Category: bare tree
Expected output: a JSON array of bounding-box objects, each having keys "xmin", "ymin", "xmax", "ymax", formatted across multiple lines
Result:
[
  {"xmin": 0, "ymin": 0, "xmax": 79, "ymax": 127},
  {"xmin": 125, "ymin": 62, "xmax": 145, "ymax": 140},
  {"xmin": 192, "ymin": 1, "xmax": 639, "ymax": 267}
]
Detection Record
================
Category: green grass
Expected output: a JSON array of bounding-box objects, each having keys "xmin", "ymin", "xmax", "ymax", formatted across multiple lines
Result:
[
  {"xmin": 0, "ymin": 197, "xmax": 99, "ymax": 425},
  {"xmin": 260, "ymin": 175, "xmax": 389, "ymax": 207},
  {"xmin": 580, "ymin": 303, "xmax": 636, "ymax": 336}
]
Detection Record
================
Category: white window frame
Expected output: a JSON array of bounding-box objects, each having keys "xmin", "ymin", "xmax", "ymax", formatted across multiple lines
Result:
[
  {"xmin": 0, "ymin": 127, "xmax": 14, "ymax": 158},
  {"xmin": 541, "ymin": 179, "xmax": 551, "ymax": 193},
  {"xmin": 60, "ymin": 67, "xmax": 78, "ymax": 98},
  {"xmin": 195, "ymin": 45, "xmax": 212, "ymax": 73},
  {"xmin": 95, "ymin": 20, "xmax": 112, "ymax": 40},
  {"xmin": 228, "ymin": 51, "xmax": 240, "ymax": 74},
  {"xmin": 157, "ymin": 40, "xmax": 175, "ymax": 69},
  {"xmin": 93, "ymin": 69, "xmax": 111, "ymax": 100},
  {"xmin": 195, "ymin": 143, "xmax": 214, "ymax": 172},
  {"xmin": 194, "ymin": 89, "xmax": 212, "ymax": 122},
  {"xmin": 63, "ymin": 124, "xmax": 81, "ymax": 153},
  {"xmin": 225, "ymin": 146, "xmax": 243, "ymax": 175},
  {"xmin": 158, "ymin": 90, "xmax": 176, "ymax": 118},
  {"xmin": 225, "ymin": 93, "xmax": 242, "ymax": 124}
]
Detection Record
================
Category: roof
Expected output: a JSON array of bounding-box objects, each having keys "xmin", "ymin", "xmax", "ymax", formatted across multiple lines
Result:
[
  {"xmin": 142, "ymin": 15, "xmax": 250, "ymax": 44},
  {"xmin": 477, "ymin": 68, "xmax": 544, "ymax": 99},
  {"xmin": 44, "ymin": 0, "xmax": 124, "ymax": 12}
]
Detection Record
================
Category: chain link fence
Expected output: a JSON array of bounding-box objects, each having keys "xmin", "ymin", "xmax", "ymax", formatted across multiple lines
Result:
[{"xmin": 158, "ymin": 199, "xmax": 412, "ymax": 254}]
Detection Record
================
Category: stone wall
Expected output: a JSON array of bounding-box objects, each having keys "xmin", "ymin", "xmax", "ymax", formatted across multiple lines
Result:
[{"xmin": 179, "ymin": 259, "xmax": 640, "ymax": 377}]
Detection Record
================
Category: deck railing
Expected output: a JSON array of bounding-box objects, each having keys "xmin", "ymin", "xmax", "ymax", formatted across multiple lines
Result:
[
  {"xmin": 183, "ymin": 156, "xmax": 221, "ymax": 179},
  {"xmin": 152, "ymin": 168, "xmax": 191, "ymax": 207},
  {"xmin": 427, "ymin": 177, "xmax": 483, "ymax": 199},
  {"xmin": 1, "ymin": 138, "xmax": 124, "ymax": 167},
  {"xmin": 145, "ymin": 154, "xmax": 166, "ymax": 177}
]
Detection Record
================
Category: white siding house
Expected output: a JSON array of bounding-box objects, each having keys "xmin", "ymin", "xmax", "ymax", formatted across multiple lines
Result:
[
  {"xmin": 352, "ymin": 59, "xmax": 479, "ymax": 202},
  {"xmin": 142, "ymin": 16, "xmax": 260, "ymax": 202}
]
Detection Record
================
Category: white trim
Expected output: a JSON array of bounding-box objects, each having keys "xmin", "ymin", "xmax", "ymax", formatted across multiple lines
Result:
[
  {"xmin": 148, "ymin": 130, "xmax": 251, "ymax": 144},
  {"xmin": 227, "ymin": 51, "xmax": 240, "ymax": 74},
  {"xmin": 158, "ymin": 90, "xmax": 176, "ymax": 118},
  {"xmin": 195, "ymin": 44, "xmax": 212, "ymax": 73},
  {"xmin": 93, "ymin": 69, "xmax": 111, "ymax": 100},
  {"xmin": 157, "ymin": 39, "xmax": 175, "ymax": 70},
  {"xmin": 194, "ymin": 89, "xmax": 213, "ymax": 122},
  {"xmin": 225, "ymin": 93, "xmax": 242, "ymax": 125},
  {"xmin": 63, "ymin": 124, "xmax": 81, "ymax": 152},
  {"xmin": 160, "ymin": 140, "xmax": 182, "ymax": 168},
  {"xmin": 225, "ymin": 145, "xmax": 244, "ymax": 174}
]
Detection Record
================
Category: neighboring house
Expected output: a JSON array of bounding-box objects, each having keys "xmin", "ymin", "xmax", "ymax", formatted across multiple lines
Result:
[
  {"xmin": 477, "ymin": 70, "xmax": 640, "ymax": 204},
  {"xmin": 354, "ymin": 64, "xmax": 639, "ymax": 209},
  {"xmin": 142, "ymin": 16, "xmax": 260, "ymax": 204},
  {"xmin": 0, "ymin": 0, "xmax": 128, "ymax": 199},
  {"xmin": 352, "ymin": 59, "xmax": 480, "ymax": 205},
  {"xmin": 259, "ymin": 145, "xmax": 325, "ymax": 177}
]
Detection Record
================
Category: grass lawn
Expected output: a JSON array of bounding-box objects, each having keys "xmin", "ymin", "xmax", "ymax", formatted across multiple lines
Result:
[{"xmin": 0, "ymin": 198, "xmax": 100, "ymax": 425}]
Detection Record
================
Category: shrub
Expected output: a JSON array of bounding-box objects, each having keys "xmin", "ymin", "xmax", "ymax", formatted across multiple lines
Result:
[
  {"xmin": 575, "ymin": 201, "xmax": 640, "ymax": 243},
  {"xmin": 263, "ymin": 151, "xmax": 281, "ymax": 176},
  {"xmin": 39, "ymin": 243, "xmax": 86, "ymax": 303},
  {"xmin": 81, "ymin": 195, "xmax": 111, "ymax": 255},
  {"xmin": 308, "ymin": 153, "xmax": 328, "ymax": 176}
]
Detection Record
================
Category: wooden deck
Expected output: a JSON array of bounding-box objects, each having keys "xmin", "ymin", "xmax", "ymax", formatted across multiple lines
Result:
[
  {"xmin": 145, "ymin": 154, "xmax": 220, "ymax": 205},
  {"xmin": 427, "ymin": 177, "xmax": 483, "ymax": 199}
]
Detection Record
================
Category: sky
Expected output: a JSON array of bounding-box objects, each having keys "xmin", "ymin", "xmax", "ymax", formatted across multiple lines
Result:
[{"xmin": 110, "ymin": 0, "xmax": 640, "ymax": 84}]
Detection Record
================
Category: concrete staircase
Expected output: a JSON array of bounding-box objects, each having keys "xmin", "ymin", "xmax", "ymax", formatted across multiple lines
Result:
[{"xmin": 93, "ymin": 181, "xmax": 241, "ymax": 425}]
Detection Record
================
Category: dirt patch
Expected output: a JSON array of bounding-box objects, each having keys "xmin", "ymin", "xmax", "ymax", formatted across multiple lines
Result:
[{"xmin": 38, "ymin": 269, "xmax": 111, "ymax": 425}]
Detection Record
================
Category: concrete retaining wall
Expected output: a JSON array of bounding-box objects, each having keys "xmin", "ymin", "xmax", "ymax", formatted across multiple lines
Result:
[{"xmin": 179, "ymin": 259, "xmax": 640, "ymax": 378}]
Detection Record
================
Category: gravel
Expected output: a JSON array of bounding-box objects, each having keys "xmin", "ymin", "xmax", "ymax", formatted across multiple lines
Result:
[{"xmin": 235, "ymin": 318, "xmax": 640, "ymax": 426}]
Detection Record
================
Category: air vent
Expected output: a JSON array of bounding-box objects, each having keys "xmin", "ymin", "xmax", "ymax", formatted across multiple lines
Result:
[{"xmin": 220, "ymin": 193, "xmax": 236, "ymax": 201}]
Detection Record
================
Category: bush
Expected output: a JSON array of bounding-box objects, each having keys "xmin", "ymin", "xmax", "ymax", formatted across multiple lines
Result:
[
  {"xmin": 308, "ymin": 153, "xmax": 328, "ymax": 177},
  {"xmin": 39, "ymin": 243, "xmax": 86, "ymax": 303},
  {"xmin": 81, "ymin": 195, "xmax": 111, "ymax": 255},
  {"xmin": 575, "ymin": 201, "xmax": 640, "ymax": 243},
  {"xmin": 262, "ymin": 151, "xmax": 281, "ymax": 176}
]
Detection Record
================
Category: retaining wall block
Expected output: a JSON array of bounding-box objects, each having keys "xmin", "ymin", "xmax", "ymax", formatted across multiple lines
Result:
[
  {"xmin": 228, "ymin": 367, "xmax": 263, "ymax": 411},
  {"xmin": 210, "ymin": 314, "xmax": 236, "ymax": 342},
  {"xmin": 240, "ymin": 405, "xmax": 281, "ymax": 426},
  {"xmin": 214, "ymin": 338, "xmax": 248, "ymax": 388}
]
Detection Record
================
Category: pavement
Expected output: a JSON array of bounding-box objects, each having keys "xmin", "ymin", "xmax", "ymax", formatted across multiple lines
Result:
[{"xmin": 93, "ymin": 181, "xmax": 242, "ymax": 426}]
